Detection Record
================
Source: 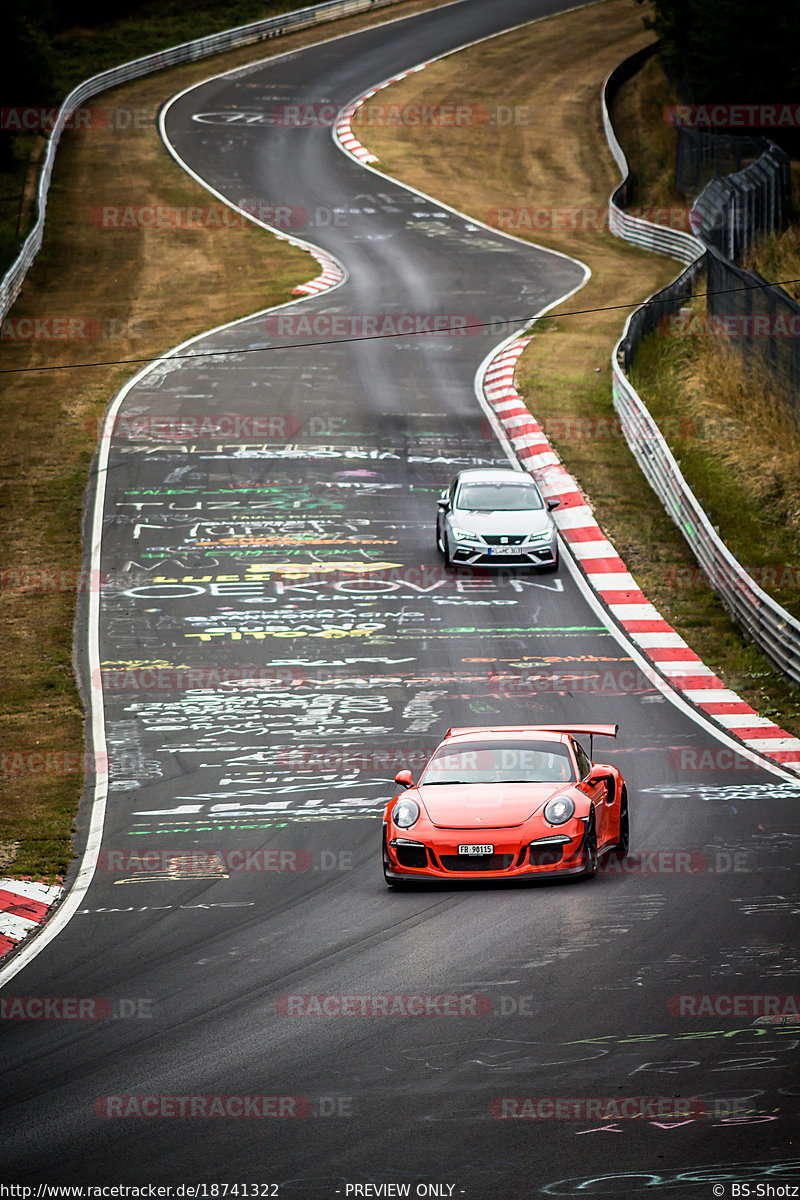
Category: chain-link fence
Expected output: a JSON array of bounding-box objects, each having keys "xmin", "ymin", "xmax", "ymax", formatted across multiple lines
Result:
[
  {"xmin": 705, "ymin": 247, "xmax": 800, "ymax": 405},
  {"xmin": 676, "ymin": 126, "xmax": 772, "ymax": 197},
  {"xmin": 689, "ymin": 141, "xmax": 792, "ymax": 259},
  {"xmin": 685, "ymin": 138, "xmax": 798, "ymax": 397}
]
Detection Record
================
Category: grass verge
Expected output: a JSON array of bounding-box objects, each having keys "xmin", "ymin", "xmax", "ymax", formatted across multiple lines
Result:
[
  {"xmin": 355, "ymin": 0, "xmax": 800, "ymax": 733},
  {"xmin": 0, "ymin": 0, "xmax": 455, "ymax": 881},
  {"xmin": 630, "ymin": 316, "xmax": 800, "ymax": 619}
]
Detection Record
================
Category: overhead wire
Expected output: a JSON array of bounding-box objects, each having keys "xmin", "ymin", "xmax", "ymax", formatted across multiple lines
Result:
[{"xmin": 1, "ymin": 277, "xmax": 798, "ymax": 374}]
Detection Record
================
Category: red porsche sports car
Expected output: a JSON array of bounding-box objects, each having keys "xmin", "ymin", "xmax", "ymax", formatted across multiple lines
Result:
[{"xmin": 382, "ymin": 724, "xmax": 628, "ymax": 886}]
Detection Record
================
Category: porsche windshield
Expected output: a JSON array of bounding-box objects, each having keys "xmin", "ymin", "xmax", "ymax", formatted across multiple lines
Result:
[
  {"xmin": 456, "ymin": 482, "xmax": 544, "ymax": 512},
  {"xmin": 420, "ymin": 740, "xmax": 576, "ymax": 784}
]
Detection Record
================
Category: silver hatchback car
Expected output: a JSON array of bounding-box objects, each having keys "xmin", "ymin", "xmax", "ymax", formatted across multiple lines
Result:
[{"xmin": 436, "ymin": 468, "xmax": 560, "ymax": 569}]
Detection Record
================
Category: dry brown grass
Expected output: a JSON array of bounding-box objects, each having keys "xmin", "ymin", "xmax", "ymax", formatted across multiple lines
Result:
[
  {"xmin": 687, "ymin": 343, "xmax": 800, "ymax": 528},
  {"xmin": 744, "ymin": 222, "xmax": 800, "ymax": 303}
]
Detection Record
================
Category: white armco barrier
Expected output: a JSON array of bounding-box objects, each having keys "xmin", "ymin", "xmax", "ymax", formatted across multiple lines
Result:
[{"xmin": 601, "ymin": 52, "xmax": 800, "ymax": 687}]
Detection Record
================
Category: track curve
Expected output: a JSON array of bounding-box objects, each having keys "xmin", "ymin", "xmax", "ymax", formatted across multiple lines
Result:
[{"xmin": 1, "ymin": 1, "xmax": 798, "ymax": 1195}]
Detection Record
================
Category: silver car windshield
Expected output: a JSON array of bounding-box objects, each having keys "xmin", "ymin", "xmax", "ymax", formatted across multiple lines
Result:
[
  {"xmin": 420, "ymin": 741, "xmax": 575, "ymax": 784},
  {"xmin": 457, "ymin": 482, "xmax": 544, "ymax": 512}
]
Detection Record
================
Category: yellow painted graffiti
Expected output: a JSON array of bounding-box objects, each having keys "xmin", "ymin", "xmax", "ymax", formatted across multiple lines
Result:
[
  {"xmin": 151, "ymin": 560, "xmax": 402, "ymax": 582},
  {"xmin": 185, "ymin": 625, "xmax": 385, "ymax": 641}
]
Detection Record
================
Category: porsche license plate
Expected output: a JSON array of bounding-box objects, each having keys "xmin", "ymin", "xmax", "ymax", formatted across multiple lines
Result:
[{"xmin": 458, "ymin": 844, "xmax": 494, "ymax": 855}]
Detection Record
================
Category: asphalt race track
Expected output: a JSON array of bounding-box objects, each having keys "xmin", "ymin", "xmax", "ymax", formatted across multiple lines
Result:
[{"xmin": 2, "ymin": 1, "xmax": 799, "ymax": 1195}]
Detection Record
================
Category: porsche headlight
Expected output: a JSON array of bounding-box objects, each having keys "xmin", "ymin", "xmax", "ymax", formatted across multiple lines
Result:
[
  {"xmin": 543, "ymin": 796, "xmax": 576, "ymax": 825},
  {"xmin": 393, "ymin": 798, "xmax": 420, "ymax": 829}
]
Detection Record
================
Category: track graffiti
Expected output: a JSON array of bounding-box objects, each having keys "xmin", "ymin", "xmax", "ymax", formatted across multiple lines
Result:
[{"xmin": 541, "ymin": 1158, "xmax": 800, "ymax": 1194}]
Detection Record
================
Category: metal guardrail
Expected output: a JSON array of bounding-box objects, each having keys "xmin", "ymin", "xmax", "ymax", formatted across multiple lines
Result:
[
  {"xmin": 602, "ymin": 50, "xmax": 800, "ymax": 687},
  {"xmin": 0, "ymin": 0, "xmax": 404, "ymax": 320},
  {"xmin": 601, "ymin": 46, "xmax": 706, "ymax": 265}
]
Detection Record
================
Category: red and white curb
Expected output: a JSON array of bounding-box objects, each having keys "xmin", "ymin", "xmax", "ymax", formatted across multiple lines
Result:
[
  {"xmin": 335, "ymin": 98, "xmax": 380, "ymax": 164},
  {"xmin": 291, "ymin": 245, "xmax": 345, "ymax": 296},
  {"xmin": 334, "ymin": 65, "xmax": 430, "ymax": 163},
  {"xmin": 0, "ymin": 878, "xmax": 63, "ymax": 961},
  {"xmin": 483, "ymin": 336, "xmax": 800, "ymax": 776}
]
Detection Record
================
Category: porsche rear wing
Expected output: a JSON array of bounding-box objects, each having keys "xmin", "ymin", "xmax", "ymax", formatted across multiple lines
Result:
[
  {"xmin": 443, "ymin": 724, "xmax": 618, "ymax": 759},
  {"xmin": 444, "ymin": 725, "xmax": 618, "ymax": 739},
  {"xmin": 526, "ymin": 724, "xmax": 618, "ymax": 739}
]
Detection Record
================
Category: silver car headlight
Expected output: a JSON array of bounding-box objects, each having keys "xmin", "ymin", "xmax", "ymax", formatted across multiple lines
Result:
[
  {"xmin": 543, "ymin": 796, "xmax": 576, "ymax": 825},
  {"xmin": 393, "ymin": 798, "xmax": 420, "ymax": 828},
  {"xmin": 451, "ymin": 526, "xmax": 481, "ymax": 543}
]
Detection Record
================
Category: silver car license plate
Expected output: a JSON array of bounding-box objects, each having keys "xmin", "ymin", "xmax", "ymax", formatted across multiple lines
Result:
[
  {"xmin": 458, "ymin": 844, "xmax": 494, "ymax": 855},
  {"xmin": 488, "ymin": 547, "xmax": 522, "ymax": 555}
]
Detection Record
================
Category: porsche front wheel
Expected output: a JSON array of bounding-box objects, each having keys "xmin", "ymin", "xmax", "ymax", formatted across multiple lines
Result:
[
  {"xmin": 580, "ymin": 813, "xmax": 598, "ymax": 879},
  {"xmin": 382, "ymin": 831, "xmax": 407, "ymax": 890},
  {"xmin": 615, "ymin": 786, "xmax": 630, "ymax": 858}
]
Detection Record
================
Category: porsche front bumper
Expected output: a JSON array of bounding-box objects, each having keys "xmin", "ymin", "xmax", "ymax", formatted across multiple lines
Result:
[{"xmin": 384, "ymin": 825, "xmax": 589, "ymax": 883}]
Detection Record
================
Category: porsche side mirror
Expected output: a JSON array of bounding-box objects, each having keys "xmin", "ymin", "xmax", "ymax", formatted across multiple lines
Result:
[
  {"xmin": 584, "ymin": 766, "xmax": 615, "ymax": 799},
  {"xmin": 437, "ymin": 497, "xmax": 450, "ymax": 510},
  {"xmin": 547, "ymin": 498, "xmax": 560, "ymax": 511},
  {"xmin": 394, "ymin": 770, "xmax": 413, "ymax": 789}
]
